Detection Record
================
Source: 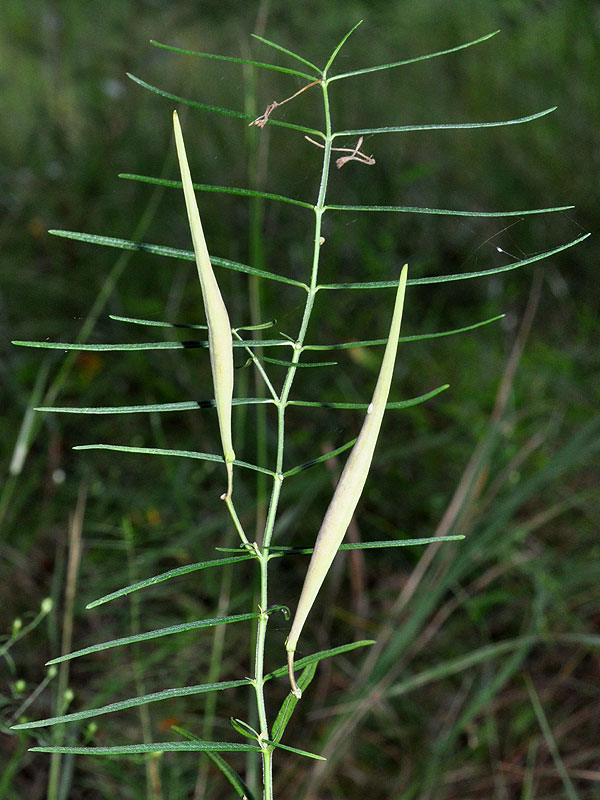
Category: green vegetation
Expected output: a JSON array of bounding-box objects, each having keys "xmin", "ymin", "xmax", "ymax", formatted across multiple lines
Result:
[{"xmin": 2, "ymin": 3, "xmax": 598, "ymax": 799}]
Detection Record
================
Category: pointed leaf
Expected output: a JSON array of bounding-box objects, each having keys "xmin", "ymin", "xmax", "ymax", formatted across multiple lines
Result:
[
  {"xmin": 150, "ymin": 39, "xmax": 317, "ymax": 81},
  {"xmin": 128, "ymin": 73, "xmax": 324, "ymax": 138},
  {"xmin": 87, "ymin": 555, "xmax": 254, "ymax": 609},
  {"xmin": 12, "ymin": 680, "xmax": 250, "ymax": 730},
  {"xmin": 72, "ymin": 444, "xmax": 276, "ymax": 476},
  {"xmin": 325, "ymin": 203, "xmax": 573, "ymax": 217},
  {"xmin": 229, "ymin": 717, "xmax": 259, "ymax": 741},
  {"xmin": 303, "ymin": 315, "xmax": 504, "ymax": 351},
  {"xmin": 250, "ymin": 34, "xmax": 320, "ymax": 73},
  {"xmin": 48, "ymin": 229, "xmax": 310, "ymax": 289},
  {"xmin": 323, "ymin": 21, "xmax": 363, "ymax": 74},
  {"xmin": 264, "ymin": 739, "xmax": 325, "ymax": 760},
  {"xmin": 283, "ymin": 438, "xmax": 357, "ymax": 478},
  {"xmin": 46, "ymin": 611, "xmax": 263, "ymax": 665},
  {"xmin": 287, "ymin": 384, "xmax": 449, "ymax": 410},
  {"xmin": 333, "ymin": 107, "xmax": 558, "ymax": 138},
  {"xmin": 329, "ymin": 30, "xmax": 500, "ymax": 81},
  {"xmin": 36, "ymin": 399, "xmax": 275, "ymax": 415},
  {"xmin": 271, "ymin": 662, "xmax": 318, "ymax": 742},
  {"xmin": 264, "ymin": 640, "xmax": 375, "ymax": 682},
  {"xmin": 316, "ymin": 234, "xmax": 590, "ymax": 290},
  {"xmin": 262, "ymin": 356, "xmax": 337, "ymax": 368},
  {"xmin": 30, "ymin": 741, "xmax": 261, "ymax": 755}
]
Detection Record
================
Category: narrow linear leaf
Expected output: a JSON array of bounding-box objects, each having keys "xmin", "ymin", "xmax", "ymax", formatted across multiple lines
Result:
[
  {"xmin": 317, "ymin": 234, "xmax": 590, "ymax": 290},
  {"xmin": 265, "ymin": 739, "xmax": 325, "ymax": 761},
  {"xmin": 271, "ymin": 663, "xmax": 318, "ymax": 743},
  {"xmin": 72, "ymin": 444, "xmax": 276, "ymax": 477},
  {"xmin": 119, "ymin": 173, "xmax": 313, "ymax": 209},
  {"xmin": 262, "ymin": 356, "xmax": 337, "ymax": 368},
  {"xmin": 30, "ymin": 741, "xmax": 261, "ymax": 755},
  {"xmin": 329, "ymin": 30, "xmax": 500, "ymax": 81},
  {"xmin": 283, "ymin": 438, "xmax": 357, "ymax": 478},
  {"xmin": 173, "ymin": 724, "xmax": 256, "ymax": 800},
  {"xmin": 46, "ymin": 611, "xmax": 264, "ymax": 665},
  {"xmin": 325, "ymin": 203, "xmax": 573, "ymax": 217},
  {"xmin": 48, "ymin": 229, "xmax": 309, "ymax": 289},
  {"xmin": 267, "ymin": 536, "xmax": 464, "ymax": 555},
  {"xmin": 109, "ymin": 313, "xmax": 207, "ymax": 329},
  {"xmin": 304, "ymin": 315, "xmax": 504, "ymax": 351},
  {"xmin": 229, "ymin": 718, "xmax": 259, "ymax": 741},
  {"xmin": 333, "ymin": 107, "xmax": 558, "ymax": 138},
  {"xmin": 323, "ymin": 20, "xmax": 363, "ymax": 74},
  {"xmin": 150, "ymin": 39, "xmax": 318, "ymax": 81},
  {"xmin": 127, "ymin": 73, "xmax": 324, "ymax": 138},
  {"xmin": 204, "ymin": 752, "xmax": 256, "ymax": 800},
  {"xmin": 87, "ymin": 555, "xmax": 254, "ymax": 609},
  {"xmin": 36, "ymin": 399, "xmax": 275, "ymax": 415},
  {"xmin": 264, "ymin": 640, "xmax": 375, "ymax": 682},
  {"xmin": 251, "ymin": 34, "xmax": 320, "ymax": 73},
  {"xmin": 12, "ymin": 680, "xmax": 250, "ymax": 730},
  {"xmin": 287, "ymin": 384, "xmax": 449, "ymax": 410}
]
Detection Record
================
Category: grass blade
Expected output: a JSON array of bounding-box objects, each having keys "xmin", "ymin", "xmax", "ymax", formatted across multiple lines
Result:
[
  {"xmin": 525, "ymin": 675, "xmax": 580, "ymax": 800},
  {"xmin": 12, "ymin": 680, "xmax": 251, "ymax": 730},
  {"xmin": 329, "ymin": 30, "xmax": 500, "ymax": 81},
  {"xmin": 150, "ymin": 39, "xmax": 318, "ymax": 81},
  {"xmin": 119, "ymin": 173, "xmax": 313, "ymax": 209},
  {"xmin": 333, "ymin": 107, "xmax": 557, "ymax": 139}
]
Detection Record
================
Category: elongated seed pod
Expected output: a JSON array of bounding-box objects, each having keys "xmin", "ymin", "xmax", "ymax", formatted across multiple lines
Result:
[
  {"xmin": 285, "ymin": 265, "xmax": 408, "ymax": 696},
  {"xmin": 172, "ymin": 110, "xmax": 235, "ymax": 500}
]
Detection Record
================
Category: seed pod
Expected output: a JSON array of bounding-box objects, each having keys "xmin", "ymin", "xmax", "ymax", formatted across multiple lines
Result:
[
  {"xmin": 285, "ymin": 265, "xmax": 408, "ymax": 697},
  {"xmin": 172, "ymin": 110, "xmax": 235, "ymax": 500}
]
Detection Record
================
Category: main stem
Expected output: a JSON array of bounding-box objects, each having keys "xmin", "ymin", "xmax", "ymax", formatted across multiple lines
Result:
[{"xmin": 251, "ymin": 79, "xmax": 333, "ymax": 800}]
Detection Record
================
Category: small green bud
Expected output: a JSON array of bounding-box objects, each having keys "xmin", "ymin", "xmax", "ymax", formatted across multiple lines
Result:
[
  {"xmin": 12, "ymin": 618, "xmax": 22, "ymax": 635},
  {"xmin": 14, "ymin": 679, "xmax": 26, "ymax": 693},
  {"xmin": 64, "ymin": 688, "xmax": 74, "ymax": 704},
  {"xmin": 47, "ymin": 665, "xmax": 58, "ymax": 678},
  {"xmin": 41, "ymin": 598, "xmax": 53, "ymax": 614}
]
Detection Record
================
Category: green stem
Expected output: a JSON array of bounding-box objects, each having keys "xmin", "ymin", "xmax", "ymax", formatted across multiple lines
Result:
[{"xmin": 251, "ymin": 77, "xmax": 333, "ymax": 800}]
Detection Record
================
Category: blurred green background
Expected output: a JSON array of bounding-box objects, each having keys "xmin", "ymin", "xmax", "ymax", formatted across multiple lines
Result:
[{"xmin": 1, "ymin": 1, "xmax": 599, "ymax": 798}]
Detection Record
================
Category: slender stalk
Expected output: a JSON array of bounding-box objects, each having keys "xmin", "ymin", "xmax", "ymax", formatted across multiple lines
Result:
[{"xmin": 250, "ymin": 75, "xmax": 333, "ymax": 800}]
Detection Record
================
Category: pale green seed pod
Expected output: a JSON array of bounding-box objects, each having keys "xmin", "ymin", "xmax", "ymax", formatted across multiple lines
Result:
[
  {"xmin": 173, "ymin": 111, "xmax": 235, "ymax": 500},
  {"xmin": 285, "ymin": 265, "xmax": 408, "ymax": 696}
]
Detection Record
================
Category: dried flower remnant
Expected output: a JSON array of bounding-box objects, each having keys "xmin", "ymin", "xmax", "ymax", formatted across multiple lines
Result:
[
  {"xmin": 250, "ymin": 80, "xmax": 320, "ymax": 128},
  {"xmin": 304, "ymin": 135, "xmax": 375, "ymax": 168},
  {"xmin": 286, "ymin": 265, "xmax": 408, "ymax": 696},
  {"xmin": 172, "ymin": 110, "xmax": 235, "ymax": 500}
]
